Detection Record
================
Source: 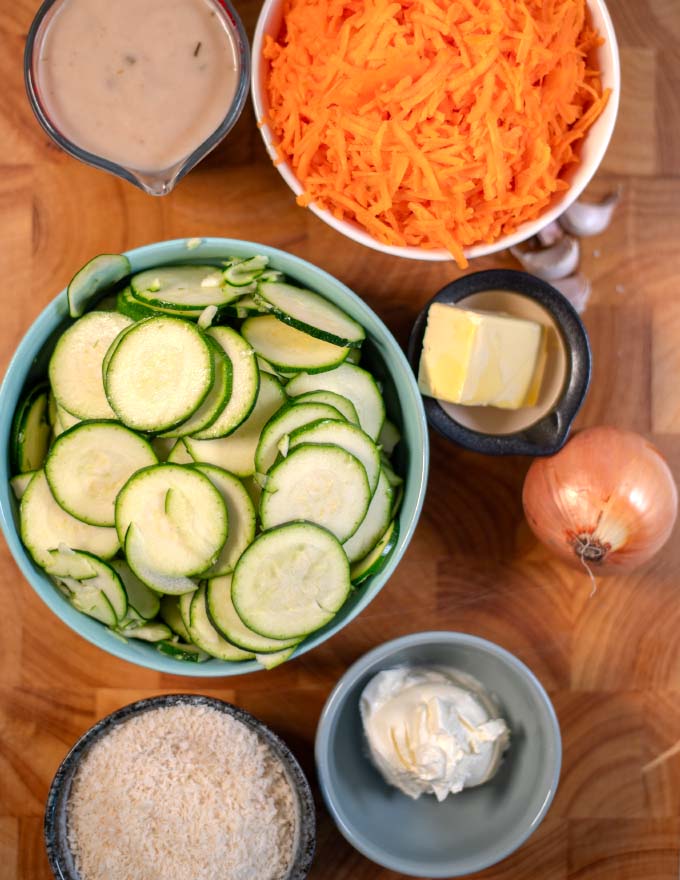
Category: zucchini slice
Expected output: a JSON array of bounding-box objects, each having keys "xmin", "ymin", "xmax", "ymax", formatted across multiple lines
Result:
[
  {"xmin": 379, "ymin": 419, "xmax": 401, "ymax": 455},
  {"xmin": 11, "ymin": 383, "xmax": 51, "ymax": 474},
  {"xmin": 67, "ymin": 583, "xmax": 117, "ymax": 626},
  {"xmin": 20, "ymin": 471, "xmax": 119, "ymax": 568},
  {"xmin": 105, "ymin": 316, "xmax": 213, "ymax": 433},
  {"xmin": 232, "ymin": 522, "xmax": 350, "ymax": 640},
  {"xmin": 207, "ymin": 574, "xmax": 299, "ymax": 653},
  {"xmin": 110, "ymin": 559, "xmax": 160, "ymax": 620},
  {"xmin": 260, "ymin": 443, "xmax": 371, "ymax": 542},
  {"xmin": 287, "ymin": 419, "xmax": 381, "ymax": 494},
  {"xmin": 159, "ymin": 338, "xmax": 232, "ymax": 438},
  {"xmin": 116, "ymin": 621, "xmax": 172, "ymax": 642},
  {"xmin": 68, "ymin": 254, "xmax": 131, "ymax": 318},
  {"xmin": 115, "ymin": 464, "xmax": 228, "ymax": 577},
  {"xmin": 45, "ymin": 421, "xmax": 157, "ymax": 527},
  {"xmin": 350, "ymin": 518, "xmax": 399, "ymax": 585},
  {"xmin": 192, "ymin": 465, "xmax": 256, "ymax": 576},
  {"xmin": 286, "ymin": 363, "xmax": 385, "ymax": 440},
  {"xmin": 241, "ymin": 315, "xmax": 349, "ymax": 373},
  {"xmin": 256, "ymin": 645, "xmax": 298, "ymax": 669},
  {"xmin": 188, "ymin": 582, "xmax": 254, "ymax": 661},
  {"xmin": 223, "ymin": 255, "xmax": 268, "ymax": 287},
  {"xmin": 256, "ymin": 281, "xmax": 365, "ymax": 348},
  {"xmin": 166, "ymin": 440, "xmax": 196, "ymax": 464},
  {"xmin": 131, "ymin": 265, "xmax": 241, "ymax": 310},
  {"xmin": 291, "ymin": 390, "xmax": 359, "ymax": 426},
  {"xmin": 54, "ymin": 554, "xmax": 127, "ymax": 621},
  {"xmin": 342, "ymin": 469, "xmax": 394, "ymax": 563},
  {"xmin": 10, "ymin": 471, "xmax": 37, "ymax": 501},
  {"xmin": 156, "ymin": 640, "xmax": 209, "ymax": 662},
  {"xmin": 124, "ymin": 524, "xmax": 199, "ymax": 595},
  {"xmin": 186, "ymin": 373, "xmax": 287, "ymax": 477},
  {"xmin": 49, "ymin": 312, "xmax": 133, "ymax": 420},
  {"xmin": 191, "ymin": 326, "xmax": 259, "ymax": 440},
  {"xmin": 255, "ymin": 402, "xmax": 345, "ymax": 475},
  {"xmin": 159, "ymin": 594, "xmax": 192, "ymax": 641}
]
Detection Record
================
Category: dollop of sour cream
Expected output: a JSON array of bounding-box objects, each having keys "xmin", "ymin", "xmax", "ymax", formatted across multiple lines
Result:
[{"xmin": 360, "ymin": 666, "xmax": 510, "ymax": 801}]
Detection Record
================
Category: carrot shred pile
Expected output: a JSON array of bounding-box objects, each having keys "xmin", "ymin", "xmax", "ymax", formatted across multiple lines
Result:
[{"xmin": 264, "ymin": 0, "xmax": 610, "ymax": 266}]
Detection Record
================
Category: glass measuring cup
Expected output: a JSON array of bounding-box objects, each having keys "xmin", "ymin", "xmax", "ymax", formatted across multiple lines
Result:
[{"xmin": 24, "ymin": 0, "xmax": 251, "ymax": 195}]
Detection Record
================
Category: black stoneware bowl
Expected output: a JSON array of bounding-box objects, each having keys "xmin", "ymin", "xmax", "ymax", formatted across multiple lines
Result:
[
  {"xmin": 44, "ymin": 694, "xmax": 316, "ymax": 880},
  {"xmin": 407, "ymin": 269, "xmax": 591, "ymax": 456}
]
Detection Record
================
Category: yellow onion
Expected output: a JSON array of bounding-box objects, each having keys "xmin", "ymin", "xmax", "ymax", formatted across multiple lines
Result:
[{"xmin": 522, "ymin": 426, "xmax": 678, "ymax": 574}]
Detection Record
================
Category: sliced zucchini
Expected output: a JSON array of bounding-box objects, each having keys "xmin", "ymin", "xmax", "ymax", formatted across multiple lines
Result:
[
  {"xmin": 379, "ymin": 419, "xmax": 401, "ymax": 455},
  {"xmin": 286, "ymin": 363, "xmax": 385, "ymax": 440},
  {"xmin": 292, "ymin": 390, "xmax": 359, "ymax": 426},
  {"xmin": 232, "ymin": 522, "xmax": 350, "ymax": 640},
  {"xmin": 159, "ymin": 338, "xmax": 232, "ymax": 438},
  {"xmin": 110, "ymin": 559, "xmax": 160, "ymax": 619},
  {"xmin": 45, "ymin": 421, "xmax": 157, "ymax": 526},
  {"xmin": 256, "ymin": 645, "xmax": 298, "ymax": 669},
  {"xmin": 255, "ymin": 402, "xmax": 345, "ymax": 475},
  {"xmin": 192, "ymin": 465, "xmax": 256, "ymax": 576},
  {"xmin": 131, "ymin": 265, "xmax": 241, "ymax": 309},
  {"xmin": 52, "ymin": 553, "xmax": 127, "ymax": 621},
  {"xmin": 67, "ymin": 583, "xmax": 117, "ymax": 626},
  {"xmin": 207, "ymin": 574, "xmax": 299, "ymax": 653},
  {"xmin": 156, "ymin": 640, "xmax": 209, "ymax": 662},
  {"xmin": 186, "ymin": 373, "xmax": 286, "ymax": 477},
  {"xmin": 105, "ymin": 316, "xmax": 213, "ymax": 432},
  {"xmin": 191, "ymin": 326, "xmax": 259, "ymax": 440},
  {"xmin": 11, "ymin": 383, "xmax": 51, "ymax": 474},
  {"xmin": 166, "ymin": 440, "xmax": 196, "ymax": 464},
  {"xmin": 287, "ymin": 419, "xmax": 381, "ymax": 494},
  {"xmin": 188, "ymin": 582, "xmax": 254, "ymax": 661},
  {"xmin": 350, "ymin": 519, "xmax": 399, "ymax": 585},
  {"xmin": 256, "ymin": 281, "xmax": 365, "ymax": 348},
  {"xmin": 223, "ymin": 255, "xmax": 268, "ymax": 286},
  {"xmin": 45, "ymin": 546, "xmax": 98, "ymax": 579},
  {"xmin": 260, "ymin": 444, "xmax": 370, "ymax": 542},
  {"xmin": 56, "ymin": 405, "xmax": 81, "ymax": 432},
  {"xmin": 68, "ymin": 254, "xmax": 131, "ymax": 318},
  {"xmin": 241, "ymin": 316, "xmax": 348, "ymax": 373},
  {"xmin": 117, "ymin": 621, "xmax": 172, "ymax": 642},
  {"xmin": 49, "ymin": 312, "xmax": 133, "ymax": 420},
  {"xmin": 20, "ymin": 471, "xmax": 119, "ymax": 568},
  {"xmin": 256, "ymin": 356, "xmax": 282, "ymax": 377},
  {"xmin": 179, "ymin": 589, "xmax": 194, "ymax": 633},
  {"xmin": 10, "ymin": 471, "xmax": 37, "ymax": 501},
  {"xmin": 116, "ymin": 285, "xmax": 158, "ymax": 321},
  {"xmin": 124, "ymin": 524, "xmax": 199, "ymax": 595},
  {"xmin": 159, "ymin": 594, "xmax": 192, "ymax": 641},
  {"xmin": 115, "ymin": 464, "xmax": 227, "ymax": 577},
  {"xmin": 342, "ymin": 469, "xmax": 393, "ymax": 563}
]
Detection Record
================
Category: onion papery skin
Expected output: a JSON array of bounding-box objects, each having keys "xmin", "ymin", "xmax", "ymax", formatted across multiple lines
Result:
[{"xmin": 522, "ymin": 426, "xmax": 678, "ymax": 574}]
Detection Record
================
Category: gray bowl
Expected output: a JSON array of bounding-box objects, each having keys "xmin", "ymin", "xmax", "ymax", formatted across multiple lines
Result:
[
  {"xmin": 45, "ymin": 694, "xmax": 316, "ymax": 879},
  {"xmin": 315, "ymin": 632, "xmax": 561, "ymax": 877}
]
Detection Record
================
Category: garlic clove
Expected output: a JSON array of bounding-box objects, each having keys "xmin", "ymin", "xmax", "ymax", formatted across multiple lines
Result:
[
  {"xmin": 558, "ymin": 188, "xmax": 621, "ymax": 237},
  {"xmin": 511, "ymin": 234, "xmax": 580, "ymax": 281},
  {"xmin": 536, "ymin": 220, "xmax": 564, "ymax": 248},
  {"xmin": 551, "ymin": 273, "xmax": 592, "ymax": 314}
]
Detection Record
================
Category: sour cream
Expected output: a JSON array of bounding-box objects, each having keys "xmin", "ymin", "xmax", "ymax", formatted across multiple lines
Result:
[{"xmin": 360, "ymin": 667, "xmax": 509, "ymax": 801}]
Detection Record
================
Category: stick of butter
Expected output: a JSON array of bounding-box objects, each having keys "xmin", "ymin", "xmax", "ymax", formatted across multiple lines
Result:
[{"xmin": 418, "ymin": 303, "xmax": 546, "ymax": 410}]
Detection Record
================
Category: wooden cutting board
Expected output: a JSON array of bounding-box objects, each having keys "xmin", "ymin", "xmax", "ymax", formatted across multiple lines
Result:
[{"xmin": 1, "ymin": 0, "xmax": 680, "ymax": 878}]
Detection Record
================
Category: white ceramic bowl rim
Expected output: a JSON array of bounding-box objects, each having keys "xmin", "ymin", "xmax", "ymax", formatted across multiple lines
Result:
[
  {"xmin": 315, "ymin": 630, "xmax": 563, "ymax": 877},
  {"xmin": 0, "ymin": 237, "xmax": 429, "ymax": 675},
  {"xmin": 251, "ymin": 0, "xmax": 621, "ymax": 261}
]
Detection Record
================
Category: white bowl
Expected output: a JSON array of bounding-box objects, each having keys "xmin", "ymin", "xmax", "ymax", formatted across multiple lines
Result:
[{"xmin": 252, "ymin": 0, "xmax": 620, "ymax": 262}]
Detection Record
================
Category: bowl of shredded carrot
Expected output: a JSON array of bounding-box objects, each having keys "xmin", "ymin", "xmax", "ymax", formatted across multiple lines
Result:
[{"xmin": 252, "ymin": 0, "xmax": 619, "ymax": 267}]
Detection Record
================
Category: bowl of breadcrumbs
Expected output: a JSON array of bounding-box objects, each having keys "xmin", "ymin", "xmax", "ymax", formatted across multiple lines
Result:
[{"xmin": 44, "ymin": 694, "xmax": 316, "ymax": 880}]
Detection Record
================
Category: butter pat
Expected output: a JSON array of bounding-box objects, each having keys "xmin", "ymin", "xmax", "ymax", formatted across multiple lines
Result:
[{"xmin": 418, "ymin": 303, "xmax": 546, "ymax": 410}]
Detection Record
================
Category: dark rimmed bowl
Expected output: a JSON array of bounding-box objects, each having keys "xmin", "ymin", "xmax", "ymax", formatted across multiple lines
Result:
[
  {"xmin": 407, "ymin": 269, "xmax": 591, "ymax": 456},
  {"xmin": 45, "ymin": 694, "xmax": 316, "ymax": 880}
]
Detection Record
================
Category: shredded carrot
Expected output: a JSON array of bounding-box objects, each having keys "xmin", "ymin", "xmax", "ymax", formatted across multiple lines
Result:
[{"xmin": 264, "ymin": 0, "xmax": 610, "ymax": 266}]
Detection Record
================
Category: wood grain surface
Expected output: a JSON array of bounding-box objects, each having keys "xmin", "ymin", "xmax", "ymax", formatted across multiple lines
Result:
[{"xmin": 1, "ymin": 1, "xmax": 680, "ymax": 878}]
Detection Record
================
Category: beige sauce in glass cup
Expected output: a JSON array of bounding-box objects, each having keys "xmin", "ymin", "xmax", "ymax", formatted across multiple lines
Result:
[{"xmin": 34, "ymin": 0, "xmax": 241, "ymax": 186}]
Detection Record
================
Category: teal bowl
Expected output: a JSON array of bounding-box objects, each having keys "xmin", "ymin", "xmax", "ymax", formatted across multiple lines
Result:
[
  {"xmin": 0, "ymin": 238, "xmax": 428, "ymax": 675},
  {"xmin": 315, "ymin": 632, "xmax": 561, "ymax": 877}
]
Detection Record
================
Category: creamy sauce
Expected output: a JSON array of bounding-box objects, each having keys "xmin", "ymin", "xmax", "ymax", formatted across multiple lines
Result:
[{"xmin": 36, "ymin": 0, "xmax": 240, "ymax": 173}]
